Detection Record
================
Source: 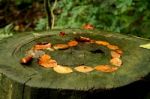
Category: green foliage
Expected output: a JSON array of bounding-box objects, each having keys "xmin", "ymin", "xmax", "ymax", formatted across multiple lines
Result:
[
  {"xmin": 34, "ymin": 18, "xmax": 48, "ymax": 31},
  {"xmin": 1, "ymin": 0, "xmax": 150, "ymax": 39},
  {"xmin": 15, "ymin": 0, "xmax": 33, "ymax": 5},
  {"xmin": 54, "ymin": 0, "xmax": 150, "ymax": 38},
  {"xmin": 0, "ymin": 24, "xmax": 13, "ymax": 40}
]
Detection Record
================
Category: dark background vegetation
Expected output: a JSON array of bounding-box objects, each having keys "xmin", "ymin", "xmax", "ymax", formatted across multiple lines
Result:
[{"xmin": 0, "ymin": 0, "xmax": 150, "ymax": 38}]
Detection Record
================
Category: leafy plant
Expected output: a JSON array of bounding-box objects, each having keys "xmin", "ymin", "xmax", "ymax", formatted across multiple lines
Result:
[
  {"xmin": 0, "ymin": 24, "xmax": 13, "ymax": 40},
  {"xmin": 34, "ymin": 18, "xmax": 48, "ymax": 31},
  {"xmin": 54, "ymin": 0, "xmax": 150, "ymax": 38}
]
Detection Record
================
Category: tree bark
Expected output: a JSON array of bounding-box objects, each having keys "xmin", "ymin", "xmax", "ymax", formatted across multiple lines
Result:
[{"xmin": 0, "ymin": 29, "xmax": 150, "ymax": 99}]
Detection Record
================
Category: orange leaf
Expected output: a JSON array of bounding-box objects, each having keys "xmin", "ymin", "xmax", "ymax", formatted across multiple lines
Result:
[
  {"xmin": 111, "ymin": 51, "xmax": 121, "ymax": 58},
  {"xmin": 39, "ymin": 54, "xmax": 51, "ymax": 62},
  {"xmin": 34, "ymin": 43, "xmax": 51, "ymax": 50},
  {"xmin": 115, "ymin": 49, "xmax": 123, "ymax": 55},
  {"xmin": 110, "ymin": 58, "xmax": 122, "ymax": 67},
  {"xmin": 95, "ymin": 65, "xmax": 118, "ymax": 72},
  {"xmin": 95, "ymin": 40, "xmax": 110, "ymax": 46},
  {"xmin": 39, "ymin": 59, "xmax": 57, "ymax": 68},
  {"xmin": 83, "ymin": 24, "xmax": 94, "ymax": 30},
  {"xmin": 68, "ymin": 40, "xmax": 78, "ymax": 47},
  {"xmin": 38, "ymin": 54, "xmax": 57, "ymax": 68},
  {"xmin": 107, "ymin": 44, "xmax": 119, "ymax": 50},
  {"xmin": 53, "ymin": 44, "xmax": 69, "ymax": 50}
]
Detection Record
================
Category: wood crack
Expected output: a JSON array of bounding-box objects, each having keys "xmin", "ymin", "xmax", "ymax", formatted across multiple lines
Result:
[{"xmin": 22, "ymin": 73, "xmax": 37, "ymax": 99}]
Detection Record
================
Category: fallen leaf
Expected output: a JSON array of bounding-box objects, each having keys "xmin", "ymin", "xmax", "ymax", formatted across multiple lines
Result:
[
  {"xmin": 74, "ymin": 66, "xmax": 94, "ymax": 73},
  {"xmin": 95, "ymin": 40, "xmax": 110, "ymax": 46},
  {"xmin": 107, "ymin": 44, "xmax": 119, "ymax": 50},
  {"xmin": 75, "ymin": 36, "xmax": 91, "ymax": 42},
  {"xmin": 53, "ymin": 65, "xmax": 73, "ymax": 74},
  {"xmin": 20, "ymin": 55, "xmax": 33, "ymax": 64},
  {"xmin": 59, "ymin": 32, "xmax": 66, "ymax": 36},
  {"xmin": 83, "ymin": 24, "xmax": 94, "ymax": 30},
  {"xmin": 38, "ymin": 54, "xmax": 57, "ymax": 68},
  {"xmin": 39, "ymin": 54, "xmax": 51, "ymax": 61},
  {"xmin": 111, "ymin": 51, "xmax": 121, "ymax": 58},
  {"xmin": 34, "ymin": 43, "xmax": 51, "ymax": 50},
  {"xmin": 39, "ymin": 59, "xmax": 57, "ymax": 68},
  {"xmin": 110, "ymin": 58, "xmax": 122, "ymax": 67},
  {"xmin": 115, "ymin": 49, "xmax": 123, "ymax": 55},
  {"xmin": 95, "ymin": 65, "xmax": 118, "ymax": 72},
  {"xmin": 140, "ymin": 43, "xmax": 150, "ymax": 49},
  {"xmin": 68, "ymin": 40, "xmax": 78, "ymax": 47},
  {"xmin": 46, "ymin": 48, "xmax": 55, "ymax": 51},
  {"xmin": 53, "ymin": 44, "xmax": 69, "ymax": 50},
  {"xmin": 90, "ymin": 40, "xmax": 96, "ymax": 43}
]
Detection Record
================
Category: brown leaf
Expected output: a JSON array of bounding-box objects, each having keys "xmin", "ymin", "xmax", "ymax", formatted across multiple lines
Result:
[
  {"xmin": 75, "ymin": 36, "xmax": 91, "ymax": 42},
  {"xmin": 53, "ymin": 44, "xmax": 69, "ymax": 50},
  {"xmin": 110, "ymin": 58, "xmax": 122, "ymax": 67},
  {"xmin": 59, "ymin": 32, "xmax": 66, "ymax": 36},
  {"xmin": 74, "ymin": 66, "xmax": 94, "ymax": 73},
  {"xmin": 20, "ymin": 55, "xmax": 33, "ymax": 64},
  {"xmin": 53, "ymin": 65, "xmax": 73, "ymax": 74},
  {"xmin": 95, "ymin": 65, "xmax": 118, "ymax": 72},
  {"xmin": 68, "ymin": 40, "xmax": 78, "ymax": 47}
]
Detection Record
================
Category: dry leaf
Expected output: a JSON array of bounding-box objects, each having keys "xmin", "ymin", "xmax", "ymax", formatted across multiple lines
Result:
[
  {"xmin": 111, "ymin": 51, "xmax": 121, "ymax": 58},
  {"xmin": 38, "ymin": 54, "xmax": 57, "ymax": 68},
  {"xmin": 110, "ymin": 58, "xmax": 122, "ymax": 67},
  {"xmin": 115, "ymin": 49, "xmax": 123, "ymax": 55},
  {"xmin": 53, "ymin": 44, "xmax": 69, "ymax": 50},
  {"xmin": 83, "ymin": 24, "xmax": 94, "ymax": 30},
  {"xmin": 107, "ymin": 44, "xmax": 119, "ymax": 50},
  {"xmin": 39, "ymin": 54, "xmax": 51, "ymax": 61},
  {"xmin": 46, "ymin": 48, "xmax": 55, "ymax": 51},
  {"xmin": 39, "ymin": 59, "xmax": 57, "ymax": 68},
  {"xmin": 74, "ymin": 66, "xmax": 94, "ymax": 73},
  {"xmin": 68, "ymin": 40, "xmax": 78, "ymax": 47},
  {"xmin": 20, "ymin": 55, "xmax": 33, "ymax": 64},
  {"xmin": 90, "ymin": 40, "xmax": 95, "ymax": 43},
  {"xmin": 140, "ymin": 43, "xmax": 150, "ymax": 49},
  {"xmin": 76, "ymin": 36, "xmax": 91, "ymax": 42},
  {"xmin": 53, "ymin": 65, "xmax": 73, "ymax": 74},
  {"xmin": 34, "ymin": 43, "xmax": 51, "ymax": 50},
  {"xmin": 95, "ymin": 65, "xmax": 118, "ymax": 72},
  {"xmin": 59, "ymin": 32, "xmax": 66, "ymax": 36},
  {"xmin": 95, "ymin": 40, "xmax": 110, "ymax": 46}
]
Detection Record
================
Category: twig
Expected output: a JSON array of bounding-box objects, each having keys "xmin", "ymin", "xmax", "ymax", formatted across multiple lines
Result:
[
  {"xmin": 44, "ymin": 0, "xmax": 57, "ymax": 30},
  {"xmin": 50, "ymin": 0, "xmax": 57, "ymax": 29}
]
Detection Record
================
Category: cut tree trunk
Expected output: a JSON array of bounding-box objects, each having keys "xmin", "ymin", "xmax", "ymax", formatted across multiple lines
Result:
[{"xmin": 0, "ymin": 29, "xmax": 150, "ymax": 99}]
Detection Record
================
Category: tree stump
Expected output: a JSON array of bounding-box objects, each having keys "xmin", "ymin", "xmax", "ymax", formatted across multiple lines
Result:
[{"xmin": 0, "ymin": 29, "xmax": 150, "ymax": 99}]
